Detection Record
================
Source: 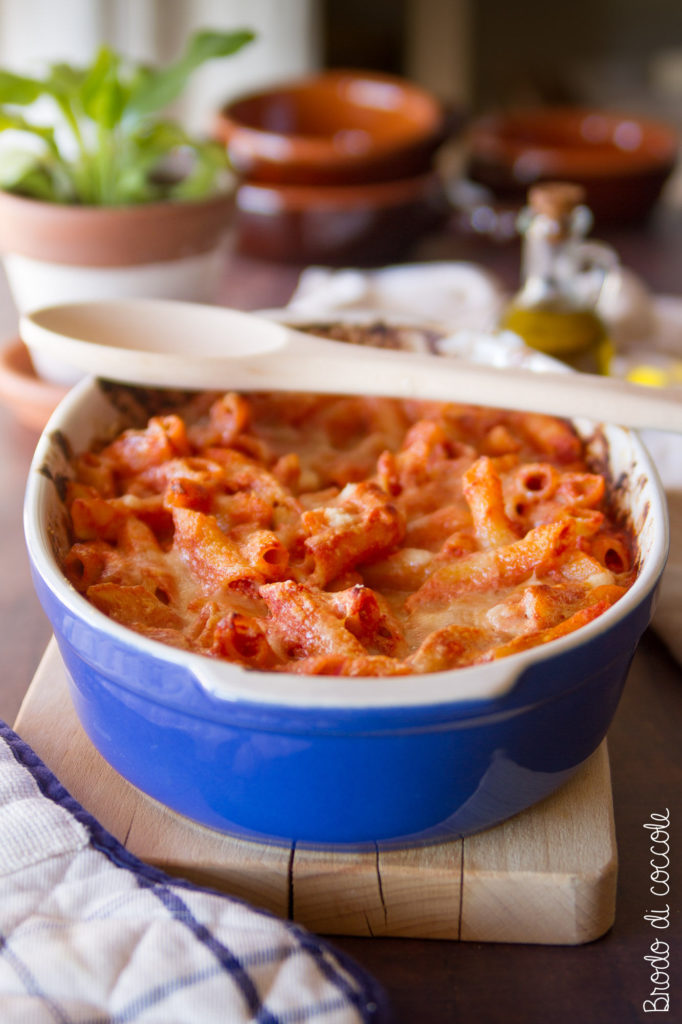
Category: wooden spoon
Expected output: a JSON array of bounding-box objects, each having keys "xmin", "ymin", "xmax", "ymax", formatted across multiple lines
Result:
[{"xmin": 20, "ymin": 298, "xmax": 682, "ymax": 432}]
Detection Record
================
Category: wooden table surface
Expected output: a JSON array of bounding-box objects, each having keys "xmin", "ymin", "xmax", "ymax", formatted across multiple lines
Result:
[{"xmin": 2, "ymin": 206, "xmax": 681, "ymax": 1024}]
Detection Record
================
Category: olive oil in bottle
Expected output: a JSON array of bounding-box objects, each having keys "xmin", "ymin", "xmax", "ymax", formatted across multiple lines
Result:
[{"xmin": 501, "ymin": 183, "xmax": 615, "ymax": 374}]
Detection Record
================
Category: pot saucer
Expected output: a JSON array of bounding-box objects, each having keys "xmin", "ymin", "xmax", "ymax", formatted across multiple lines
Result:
[{"xmin": 0, "ymin": 336, "xmax": 67, "ymax": 431}]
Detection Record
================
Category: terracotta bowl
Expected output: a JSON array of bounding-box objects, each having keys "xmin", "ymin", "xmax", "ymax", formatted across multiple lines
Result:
[
  {"xmin": 233, "ymin": 171, "xmax": 449, "ymax": 265},
  {"xmin": 214, "ymin": 69, "xmax": 449, "ymax": 186},
  {"xmin": 466, "ymin": 107, "xmax": 679, "ymax": 223}
]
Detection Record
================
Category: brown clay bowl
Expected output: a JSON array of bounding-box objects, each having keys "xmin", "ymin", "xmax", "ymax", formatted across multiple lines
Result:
[
  {"xmin": 214, "ymin": 69, "xmax": 449, "ymax": 186},
  {"xmin": 233, "ymin": 171, "xmax": 450, "ymax": 265},
  {"xmin": 466, "ymin": 107, "xmax": 679, "ymax": 223}
]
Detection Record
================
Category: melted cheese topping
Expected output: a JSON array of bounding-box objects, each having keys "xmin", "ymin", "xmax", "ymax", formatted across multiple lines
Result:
[{"xmin": 61, "ymin": 392, "xmax": 636, "ymax": 676}]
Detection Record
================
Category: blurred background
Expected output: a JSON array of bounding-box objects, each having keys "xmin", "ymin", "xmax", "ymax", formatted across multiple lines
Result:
[
  {"xmin": 1, "ymin": 0, "xmax": 680, "ymax": 127},
  {"xmin": 0, "ymin": 0, "xmax": 678, "ymax": 297},
  {"xmin": 0, "ymin": 0, "xmax": 680, "ymax": 202}
]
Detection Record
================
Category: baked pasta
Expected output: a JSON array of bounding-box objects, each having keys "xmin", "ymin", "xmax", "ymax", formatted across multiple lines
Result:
[{"xmin": 61, "ymin": 390, "xmax": 637, "ymax": 676}]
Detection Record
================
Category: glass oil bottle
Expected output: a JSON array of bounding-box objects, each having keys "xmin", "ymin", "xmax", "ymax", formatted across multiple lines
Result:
[{"xmin": 501, "ymin": 182, "xmax": 616, "ymax": 374}]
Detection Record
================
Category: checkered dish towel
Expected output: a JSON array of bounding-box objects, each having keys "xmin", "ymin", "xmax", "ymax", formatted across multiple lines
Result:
[{"xmin": 0, "ymin": 721, "xmax": 390, "ymax": 1024}]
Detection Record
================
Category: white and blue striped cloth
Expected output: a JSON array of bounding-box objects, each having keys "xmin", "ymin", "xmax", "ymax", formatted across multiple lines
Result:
[{"xmin": 0, "ymin": 721, "xmax": 390, "ymax": 1023}]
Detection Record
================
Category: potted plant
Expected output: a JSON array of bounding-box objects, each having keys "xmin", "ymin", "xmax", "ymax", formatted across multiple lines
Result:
[{"xmin": 0, "ymin": 27, "xmax": 254, "ymax": 382}]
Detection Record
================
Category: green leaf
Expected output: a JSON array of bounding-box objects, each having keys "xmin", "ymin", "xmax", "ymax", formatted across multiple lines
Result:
[
  {"xmin": 135, "ymin": 119, "xmax": 190, "ymax": 151},
  {"xmin": 181, "ymin": 28, "xmax": 257, "ymax": 68},
  {"xmin": 0, "ymin": 147, "xmax": 42, "ymax": 184},
  {"xmin": 80, "ymin": 46, "xmax": 125, "ymax": 130},
  {"xmin": 0, "ymin": 70, "xmax": 44, "ymax": 106},
  {"xmin": 46, "ymin": 63, "xmax": 86, "ymax": 99},
  {"xmin": 0, "ymin": 27, "xmax": 255, "ymax": 205},
  {"xmin": 0, "ymin": 107, "xmax": 55, "ymax": 144},
  {"xmin": 0, "ymin": 149, "xmax": 61, "ymax": 201},
  {"xmin": 126, "ymin": 28, "xmax": 254, "ymax": 118},
  {"xmin": 109, "ymin": 164, "xmax": 158, "ymax": 204},
  {"xmin": 168, "ymin": 140, "xmax": 231, "ymax": 200},
  {"xmin": 90, "ymin": 120, "xmax": 184, "ymax": 204}
]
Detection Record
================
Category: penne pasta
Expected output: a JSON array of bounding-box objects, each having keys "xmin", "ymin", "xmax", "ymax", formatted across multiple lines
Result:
[
  {"xmin": 463, "ymin": 456, "xmax": 519, "ymax": 549},
  {"xmin": 407, "ymin": 519, "xmax": 578, "ymax": 609},
  {"xmin": 172, "ymin": 507, "xmax": 265, "ymax": 597},
  {"xmin": 260, "ymin": 580, "xmax": 366, "ymax": 660},
  {"xmin": 60, "ymin": 390, "xmax": 638, "ymax": 676},
  {"xmin": 302, "ymin": 481, "xmax": 405, "ymax": 586}
]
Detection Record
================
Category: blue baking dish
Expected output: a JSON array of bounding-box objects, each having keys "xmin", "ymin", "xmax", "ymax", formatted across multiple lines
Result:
[{"xmin": 24, "ymin": 375, "xmax": 668, "ymax": 848}]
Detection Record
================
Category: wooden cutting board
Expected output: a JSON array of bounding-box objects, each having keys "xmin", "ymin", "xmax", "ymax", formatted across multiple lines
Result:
[{"xmin": 14, "ymin": 639, "xmax": 618, "ymax": 945}]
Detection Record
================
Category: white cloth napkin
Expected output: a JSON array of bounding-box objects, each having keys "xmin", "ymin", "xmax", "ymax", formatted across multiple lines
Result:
[
  {"xmin": 0, "ymin": 720, "xmax": 389, "ymax": 1024},
  {"xmin": 286, "ymin": 261, "xmax": 682, "ymax": 664},
  {"xmin": 287, "ymin": 262, "xmax": 506, "ymax": 334}
]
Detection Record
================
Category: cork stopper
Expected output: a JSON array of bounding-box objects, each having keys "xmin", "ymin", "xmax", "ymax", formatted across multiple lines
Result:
[{"xmin": 528, "ymin": 182, "xmax": 586, "ymax": 220}]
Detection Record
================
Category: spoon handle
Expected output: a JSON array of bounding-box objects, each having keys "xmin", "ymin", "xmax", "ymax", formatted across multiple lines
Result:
[
  {"xmin": 20, "ymin": 300, "xmax": 682, "ymax": 433},
  {"xmin": 277, "ymin": 335, "xmax": 682, "ymax": 433}
]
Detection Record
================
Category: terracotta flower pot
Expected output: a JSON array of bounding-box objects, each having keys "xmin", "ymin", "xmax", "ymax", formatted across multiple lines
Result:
[{"xmin": 0, "ymin": 190, "xmax": 234, "ymax": 383}]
